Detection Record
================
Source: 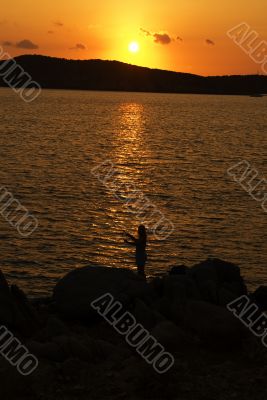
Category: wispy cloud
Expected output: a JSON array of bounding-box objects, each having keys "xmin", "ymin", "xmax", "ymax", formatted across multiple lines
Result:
[
  {"xmin": 53, "ymin": 21, "xmax": 64, "ymax": 27},
  {"xmin": 2, "ymin": 41, "xmax": 13, "ymax": 47},
  {"xmin": 47, "ymin": 30, "xmax": 54, "ymax": 34},
  {"xmin": 206, "ymin": 39, "xmax": 215, "ymax": 46},
  {"xmin": 140, "ymin": 28, "xmax": 151, "ymax": 37},
  {"xmin": 2, "ymin": 39, "xmax": 39, "ymax": 49},
  {"xmin": 16, "ymin": 39, "xmax": 39, "ymax": 49},
  {"xmin": 70, "ymin": 43, "xmax": 86, "ymax": 50}
]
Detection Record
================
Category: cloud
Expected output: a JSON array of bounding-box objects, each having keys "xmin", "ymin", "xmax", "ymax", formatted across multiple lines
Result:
[
  {"xmin": 140, "ymin": 28, "xmax": 176, "ymax": 45},
  {"xmin": 153, "ymin": 33, "xmax": 172, "ymax": 45},
  {"xmin": 206, "ymin": 39, "xmax": 215, "ymax": 46},
  {"xmin": 47, "ymin": 30, "xmax": 54, "ymax": 34},
  {"xmin": 140, "ymin": 28, "xmax": 151, "ymax": 37},
  {"xmin": 2, "ymin": 41, "xmax": 13, "ymax": 47},
  {"xmin": 53, "ymin": 21, "xmax": 63, "ymax": 27},
  {"xmin": 16, "ymin": 39, "xmax": 39, "ymax": 49},
  {"xmin": 70, "ymin": 43, "xmax": 86, "ymax": 50}
]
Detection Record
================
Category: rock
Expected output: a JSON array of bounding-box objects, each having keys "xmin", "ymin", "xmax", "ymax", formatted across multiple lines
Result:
[
  {"xmin": 133, "ymin": 299, "xmax": 164, "ymax": 330},
  {"xmin": 0, "ymin": 270, "xmax": 9, "ymax": 294},
  {"xmin": 53, "ymin": 335, "xmax": 92, "ymax": 362},
  {"xmin": 197, "ymin": 280, "xmax": 218, "ymax": 303},
  {"xmin": 251, "ymin": 286, "xmax": 267, "ymax": 310},
  {"xmin": 10, "ymin": 285, "xmax": 41, "ymax": 332},
  {"xmin": 91, "ymin": 339, "xmax": 116, "ymax": 361},
  {"xmin": 43, "ymin": 316, "xmax": 68, "ymax": 339},
  {"xmin": 169, "ymin": 265, "xmax": 188, "ymax": 275},
  {"xmin": 189, "ymin": 259, "xmax": 247, "ymax": 304},
  {"xmin": 218, "ymin": 286, "xmax": 239, "ymax": 306},
  {"xmin": 169, "ymin": 301, "xmax": 185, "ymax": 325},
  {"xmin": 0, "ymin": 281, "xmax": 31, "ymax": 333},
  {"xmin": 27, "ymin": 340, "xmax": 65, "ymax": 362},
  {"xmin": 0, "ymin": 270, "xmax": 40, "ymax": 336},
  {"xmin": 183, "ymin": 300, "xmax": 247, "ymax": 349},
  {"xmin": 0, "ymin": 290, "xmax": 17, "ymax": 326},
  {"xmin": 151, "ymin": 320, "xmax": 189, "ymax": 352},
  {"xmin": 148, "ymin": 277, "xmax": 164, "ymax": 297},
  {"xmin": 153, "ymin": 296, "xmax": 172, "ymax": 320},
  {"xmin": 163, "ymin": 275, "xmax": 201, "ymax": 304},
  {"xmin": 0, "ymin": 357, "xmax": 34, "ymax": 398},
  {"xmin": 53, "ymin": 266, "xmax": 152, "ymax": 320},
  {"xmin": 60, "ymin": 357, "xmax": 88, "ymax": 379}
]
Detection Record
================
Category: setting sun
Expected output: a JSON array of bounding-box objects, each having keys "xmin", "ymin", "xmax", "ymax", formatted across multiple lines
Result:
[{"xmin": 128, "ymin": 42, "xmax": 140, "ymax": 53}]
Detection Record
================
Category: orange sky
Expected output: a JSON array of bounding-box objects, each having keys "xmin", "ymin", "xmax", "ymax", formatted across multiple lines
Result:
[{"xmin": 1, "ymin": 0, "xmax": 266, "ymax": 76}]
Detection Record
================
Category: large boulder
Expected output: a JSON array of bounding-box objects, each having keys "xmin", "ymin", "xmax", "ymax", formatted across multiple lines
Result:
[
  {"xmin": 183, "ymin": 300, "xmax": 247, "ymax": 349},
  {"xmin": 133, "ymin": 299, "xmax": 164, "ymax": 330},
  {"xmin": 162, "ymin": 275, "xmax": 201, "ymax": 304},
  {"xmin": 0, "ymin": 270, "xmax": 39, "ymax": 335},
  {"xmin": 189, "ymin": 259, "xmax": 247, "ymax": 304},
  {"xmin": 53, "ymin": 266, "xmax": 153, "ymax": 320},
  {"xmin": 151, "ymin": 320, "xmax": 190, "ymax": 352},
  {"xmin": 251, "ymin": 286, "xmax": 267, "ymax": 310},
  {"xmin": 0, "ymin": 270, "xmax": 15, "ymax": 326}
]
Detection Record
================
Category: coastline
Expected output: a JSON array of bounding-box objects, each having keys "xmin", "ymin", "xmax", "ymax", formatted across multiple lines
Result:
[
  {"xmin": 1, "ymin": 258, "xmax": 266, "ymax": 399},
  {"xmin": 1, "ymin": 55, "xmax": 267, "ymax": 96}
]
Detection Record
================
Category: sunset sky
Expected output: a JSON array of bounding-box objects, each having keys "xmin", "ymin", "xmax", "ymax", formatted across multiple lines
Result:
[{"xmin": 1, "ymin": 0, "xmax": 266, "ymax": 76}]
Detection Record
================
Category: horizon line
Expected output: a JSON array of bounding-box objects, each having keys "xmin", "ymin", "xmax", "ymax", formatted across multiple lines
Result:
[{"xmin": 3, "ymin": 53, "xmax": 267, "ymax": 79}]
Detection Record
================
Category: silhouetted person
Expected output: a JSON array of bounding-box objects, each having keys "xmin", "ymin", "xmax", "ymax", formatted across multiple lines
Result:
[{"xmin": 124, "ymin": 225, "xmax": 147, "ymax": 276}]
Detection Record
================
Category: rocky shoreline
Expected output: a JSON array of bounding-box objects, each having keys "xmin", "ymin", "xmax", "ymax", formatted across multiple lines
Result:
[{"xmin": 0, "ymin": 258, "xmax": 267, "ymax": 400}]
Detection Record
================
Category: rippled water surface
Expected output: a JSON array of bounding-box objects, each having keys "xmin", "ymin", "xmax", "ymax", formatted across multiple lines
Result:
[{"xmin": 0, "ymin": 88, "xmax": 267, "ymax": 296}]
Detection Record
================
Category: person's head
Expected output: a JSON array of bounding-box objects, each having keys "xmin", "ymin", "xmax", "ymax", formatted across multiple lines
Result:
[{"xmin": 138, "ymin": 224, "xmax": 146, "ymax": 239}]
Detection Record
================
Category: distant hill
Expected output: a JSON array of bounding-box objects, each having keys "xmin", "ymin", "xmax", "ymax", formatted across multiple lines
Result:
[{"xmin": 0, "ymin": 54, "xmax": 267, "ymax": 95}]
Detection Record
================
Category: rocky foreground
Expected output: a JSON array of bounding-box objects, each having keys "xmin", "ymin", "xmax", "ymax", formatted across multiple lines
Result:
[{"xmin": 0, "ymin": 259, "xmax": 267, "ymax": 400}]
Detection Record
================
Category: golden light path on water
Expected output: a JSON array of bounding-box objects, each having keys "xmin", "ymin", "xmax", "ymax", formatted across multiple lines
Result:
[{"xmin": 0, "ymin": 89, "xmax": 266, "ymax": 296}]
